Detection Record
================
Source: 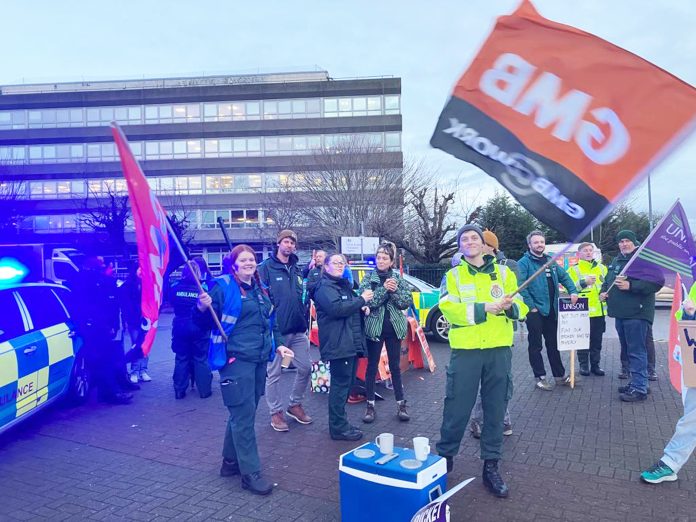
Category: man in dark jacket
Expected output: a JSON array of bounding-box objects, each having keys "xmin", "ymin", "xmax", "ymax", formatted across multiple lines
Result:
[
  {"xmin": 313, "ymin": 253, "xmax": 373, "ymax": 441},
  {"xmin": 258, "ymin": 229, "xmax": 313, "ymax": 432},
  {"xmin": 170, "ymin": 261, "xmax": 212, "ymax": 399},
  {"xmin": 303, "ymin": 249, "xmax": 326, "ymax": 303},
  {"xmin": 69, "ymin": 256, "xmax": 133, "ymax": 404},
  {"xmin": 518, "ymin": 230, "xmax": 578, "ymax": 390},
  {"xmin": 600, "ymin": 230, "xmax": 663, "ymax": 402}
]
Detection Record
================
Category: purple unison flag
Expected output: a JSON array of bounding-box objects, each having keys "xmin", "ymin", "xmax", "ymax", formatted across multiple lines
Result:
[{"xmin": 622, "ymin": 200, "xmax": 696, "ymax": 289}]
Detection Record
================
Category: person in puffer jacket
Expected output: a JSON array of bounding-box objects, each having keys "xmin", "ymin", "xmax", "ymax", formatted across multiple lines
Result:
[{"xmin": 313, "ymin": 253, "xmax": 373, "ymax": 442}]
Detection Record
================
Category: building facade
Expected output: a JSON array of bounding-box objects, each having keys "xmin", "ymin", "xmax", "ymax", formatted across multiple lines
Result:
[{"xmin": 0, "ymin": 71, "xmax": 402, "ymax": 271}]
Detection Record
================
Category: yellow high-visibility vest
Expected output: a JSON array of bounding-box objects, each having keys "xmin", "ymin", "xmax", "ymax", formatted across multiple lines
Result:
[
  {"xmin": 567, "ymin": 259, "xmax": 608, "ymax": 318},
  {"xmin": 439, "ymin": 259, "xmax": 528, "ymax": 350}
]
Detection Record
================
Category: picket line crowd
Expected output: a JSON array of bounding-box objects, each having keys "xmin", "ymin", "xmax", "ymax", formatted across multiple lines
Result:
[{"xmin": 67, "ymin": 222, "xmax": 696, "ymax": 500}]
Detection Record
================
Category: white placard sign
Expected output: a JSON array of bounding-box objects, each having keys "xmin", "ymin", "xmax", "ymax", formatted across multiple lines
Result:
[
  {"xmin": 557, "ymin": 297, "xmax": 590, "ymax": 352},
  {"xmin": 341, "ymin": 236, "xmax": 379, "ymax": 255}
]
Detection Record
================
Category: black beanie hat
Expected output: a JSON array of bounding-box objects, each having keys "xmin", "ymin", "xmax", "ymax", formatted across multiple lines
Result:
[
  {"xmin": 616, "ymin": 229, "xmax": 639, "ymax": 245},
  {"xmin": 456, "ymin": 224, "xmax": 485, "ymax": 246}
]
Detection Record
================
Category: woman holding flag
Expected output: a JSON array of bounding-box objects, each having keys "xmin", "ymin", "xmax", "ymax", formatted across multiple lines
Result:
[{"xmin": 194, "ymin": 245, "xmax": 293, "ymax": 496}]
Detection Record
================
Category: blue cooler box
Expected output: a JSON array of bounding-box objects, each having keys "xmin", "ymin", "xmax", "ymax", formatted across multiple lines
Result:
[{"xmin": 339, "ymin": 442, "xmax": 447, "ymax": 522}]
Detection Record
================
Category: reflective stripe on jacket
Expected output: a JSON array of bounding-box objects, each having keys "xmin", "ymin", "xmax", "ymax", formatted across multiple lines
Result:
[
  {"xmin": 439, "ymin": 255, "xmax": 528, "ymax": 350},
  {"xmin": 567, "ymin": 259, "xmax": 607, "ymax": 318}
]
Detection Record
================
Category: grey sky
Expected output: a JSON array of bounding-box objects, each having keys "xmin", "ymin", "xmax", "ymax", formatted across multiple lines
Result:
[{"xmin": 3, "ymin": 0, "xmax": 695, "ymax": 225}]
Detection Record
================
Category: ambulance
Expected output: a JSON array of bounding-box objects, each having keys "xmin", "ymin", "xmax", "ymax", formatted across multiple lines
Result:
[{"xmin": 0, "ymin": 258, "xmax": 88, "ymax": 434}]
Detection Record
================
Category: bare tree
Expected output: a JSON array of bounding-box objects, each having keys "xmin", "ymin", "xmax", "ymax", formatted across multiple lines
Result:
[
  {"xmin": 79, "ymin": 184, "xmax": 130, "ymax": 255},
  {"xmin": 161, "ymin": 193, "xmax": 199, "ymax": 248},
  {"xmin": 289, "ymin": 136, "xmax": 404, "ymax": 249},
  {"xmin": 380, "ymin": 164, "xmax": 480, "ymax": 264},
  {"xmin": 260, "ymin": 176, "xmax": 311, "ymax": 234},
  {"xmin": 0, "ymin": 158, "xmax": 27, "ymax": 235}
]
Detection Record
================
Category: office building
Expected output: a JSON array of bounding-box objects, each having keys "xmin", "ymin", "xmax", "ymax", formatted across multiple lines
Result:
[{"xmin": 0, "ymin": 70, "xmax": 402, "ymax": 270}]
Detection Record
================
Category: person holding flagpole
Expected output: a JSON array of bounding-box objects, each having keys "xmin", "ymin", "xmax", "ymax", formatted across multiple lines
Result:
[
  {"xmin": 195, "ymin": 245, "xmax": 293, "ymax": 496},
  {"xmin": 600, "ymin": 230, "xmax": 663, "ymax": 402},
  {"xmin": 436, "ymin": 225, "xmax": 528, "ymax": 498},
  {"xmin": 517, "ymin": 230, "xmax": 579, "ymax": 390},
  {"xmin": 641, "ymin": 283, "xmax": 696, "ymax": 483}
]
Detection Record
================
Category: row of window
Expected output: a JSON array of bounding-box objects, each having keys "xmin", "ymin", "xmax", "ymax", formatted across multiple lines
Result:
[
  {"xmin": 0, "ymin": 95, "xmax": 400, "ymax": 129},
  {"xmin": 0, "ymin": 132, "xmax": 401, "ymax": 164},
  {"xmin": 25, "ymin": 170, "xmax": 371, "ymax": 199},
  {"xmin": 19, "ymin": 208, "xmax": 277, "ymax": 233}
]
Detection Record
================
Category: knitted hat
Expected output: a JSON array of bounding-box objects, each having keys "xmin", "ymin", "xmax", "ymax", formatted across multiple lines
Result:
[
  {"xmin": 277, "ymin": 229, "xmax": 298, "ymax": 244},
  {"xmin": 456, "ymin": 224, "xmax": 484, "ymax": 246},
  {"xmin": 482, "ymin": 230, "xmax": 499, "ymax": 251},
  {"xmin": 616, "ymin": 230, "xmax": 638, "ymax": 245}
]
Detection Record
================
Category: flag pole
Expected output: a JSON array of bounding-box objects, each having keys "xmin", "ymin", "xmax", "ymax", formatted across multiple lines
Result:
[
  {"xmin": 509, "ymin": 242, "xmax": 574, "ymax": 298},
  {"xmin": 165, "ymin": 218, "xmax": 228, "ymax": 342}
]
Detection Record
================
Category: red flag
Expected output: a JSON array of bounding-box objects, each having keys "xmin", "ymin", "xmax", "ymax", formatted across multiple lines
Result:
[
  {"xmin": 668, "ymin": 274, "xmax": 683, "ymax": 394},
  {"xmin": 431, "ymin": 0, "xmax": 696, "ymax": 240},
  {"xmin": 111, "ymin": 123, "xmax": 170, "ymax": 356}
]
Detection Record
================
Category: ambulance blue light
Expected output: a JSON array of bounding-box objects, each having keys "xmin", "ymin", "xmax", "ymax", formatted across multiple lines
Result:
[{"xmin": 0, "ymin": 258, "xmax": 28, "ymax": 284}]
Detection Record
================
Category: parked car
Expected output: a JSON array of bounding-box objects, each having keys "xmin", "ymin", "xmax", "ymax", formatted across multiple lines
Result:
[
  {"xmin": 0, "ymin": 280, "xmax": 88, "ymax": 435},
  {"xmin": 348, "ymin": 264, "xmax": 450, "ymax": 343}
]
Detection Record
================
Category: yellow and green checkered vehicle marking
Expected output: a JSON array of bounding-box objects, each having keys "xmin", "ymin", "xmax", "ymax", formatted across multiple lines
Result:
[
  {"xmin": 351, "ymin": 267, "xmax": 439, "ymax": 331},
  {"xmin": 0, "ymin": 321, "xmax": 78, "ymax": 432}
]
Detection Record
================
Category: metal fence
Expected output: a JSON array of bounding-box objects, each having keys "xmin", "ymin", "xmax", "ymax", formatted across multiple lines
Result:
[{"xmin": 405, "ymin": 265, "xmax": 448, "ymax": 287}]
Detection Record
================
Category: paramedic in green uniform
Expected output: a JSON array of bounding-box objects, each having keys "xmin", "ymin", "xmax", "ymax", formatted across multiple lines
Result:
[{"xmin": 436, "ymin": 225, "xmax": 528, "ymax": 498}]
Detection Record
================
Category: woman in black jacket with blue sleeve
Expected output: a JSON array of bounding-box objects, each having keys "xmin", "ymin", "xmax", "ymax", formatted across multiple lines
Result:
[{"xmin": 313, "ymin": 253, "xmax": 373, "ymax": 441}]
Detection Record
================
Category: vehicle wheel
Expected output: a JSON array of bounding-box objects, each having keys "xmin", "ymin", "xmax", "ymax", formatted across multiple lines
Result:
[
  {"xmin": 431, "ymin": 310, "xmax": 450, "ymax": 344},
  {"xmin": 67, "ymin": 351, "xmax": 90, "ymax": 406}
]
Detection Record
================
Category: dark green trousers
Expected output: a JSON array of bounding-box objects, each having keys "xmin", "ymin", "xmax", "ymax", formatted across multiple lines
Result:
[
  {"xmin": 436, "ymin": 347, "xmax": 512, "ymax": 461},
  {"xmin": 328, "ymin": 356, "xmax": 356, "ymax": 436},
  {"xmin": 219, "ymin": 359, "xmax": 266, "ymax": 475}
]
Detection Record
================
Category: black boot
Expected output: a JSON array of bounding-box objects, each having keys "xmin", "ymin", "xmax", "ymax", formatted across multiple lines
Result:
[
  {"xmin": 482, "ymin": 460, "xmax": 509, "ymax": 498},
  {"xmin": 579, "ymin": 361, "xmax": 590, "ymax": 376},
  {"xmin": 397, "ymin": 400, "xmax": 410, "ymax": 422},
  {"xmin": 440, "ymin": 455, "xmax": 453, "ymax": 473},
  {"xmin": 362, "ymin": 401, "xmax": 375, "ymax": 424},
  {"xmin": 591, "ymin": 365, "xmax": 605, "ymax": 376},
  {"xmin": 220, "ymin": 459, "xmax": 240, "ymax": 477},
  {"xmin": 241, "ymin": 471, "xmax": 274, "ymax": 495}
]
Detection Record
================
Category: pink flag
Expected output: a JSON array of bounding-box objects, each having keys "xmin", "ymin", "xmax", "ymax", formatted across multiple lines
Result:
[{"xmin": 111, "ymin": 123, "xmax": 170, "ymax": 356}]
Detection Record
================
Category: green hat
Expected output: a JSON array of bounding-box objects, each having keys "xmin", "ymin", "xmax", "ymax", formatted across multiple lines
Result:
[{"xmin": 616, "ymin": 230, "xmax": 639, "ymax": 244}]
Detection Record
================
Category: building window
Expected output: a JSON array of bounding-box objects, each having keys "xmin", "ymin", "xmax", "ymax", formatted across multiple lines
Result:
[
  {"xmin": 0, "ymin": 92, "xmax": 403, "ymax": 130},
  {"xmin": 4, "ymin": 131, "xmax": 397, "ymax": 165},
  {"xmin": 384, "ymin": 95, "xmax": 400, "ymax": 115}
]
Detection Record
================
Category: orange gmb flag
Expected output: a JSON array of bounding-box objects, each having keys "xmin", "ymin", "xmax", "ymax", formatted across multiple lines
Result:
[{"xmin": 431, "ymin": 0, "xmax": 696, "ymax": 239}]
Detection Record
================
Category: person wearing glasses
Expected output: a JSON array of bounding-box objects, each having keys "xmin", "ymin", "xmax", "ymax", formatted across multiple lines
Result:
[
  {"xmin": 313, "ymin": 253, "xmax": 374, "ymax": 441},
  {"xmin": 358, "ymin": 242, "xmax": 413, "ymax": 423}
]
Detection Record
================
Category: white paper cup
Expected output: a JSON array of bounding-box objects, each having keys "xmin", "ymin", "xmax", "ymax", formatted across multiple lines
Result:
[
  {"xmin": 375, "ymin": 433, "xmax": 394, "ymax": 454},
  {"xmin": 281, "ymin": 354, "xmax": 294, "ymax": 369},
  {"xmin": 413, "ymin": 436, "xmax": 430, "ymax": 461}
]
